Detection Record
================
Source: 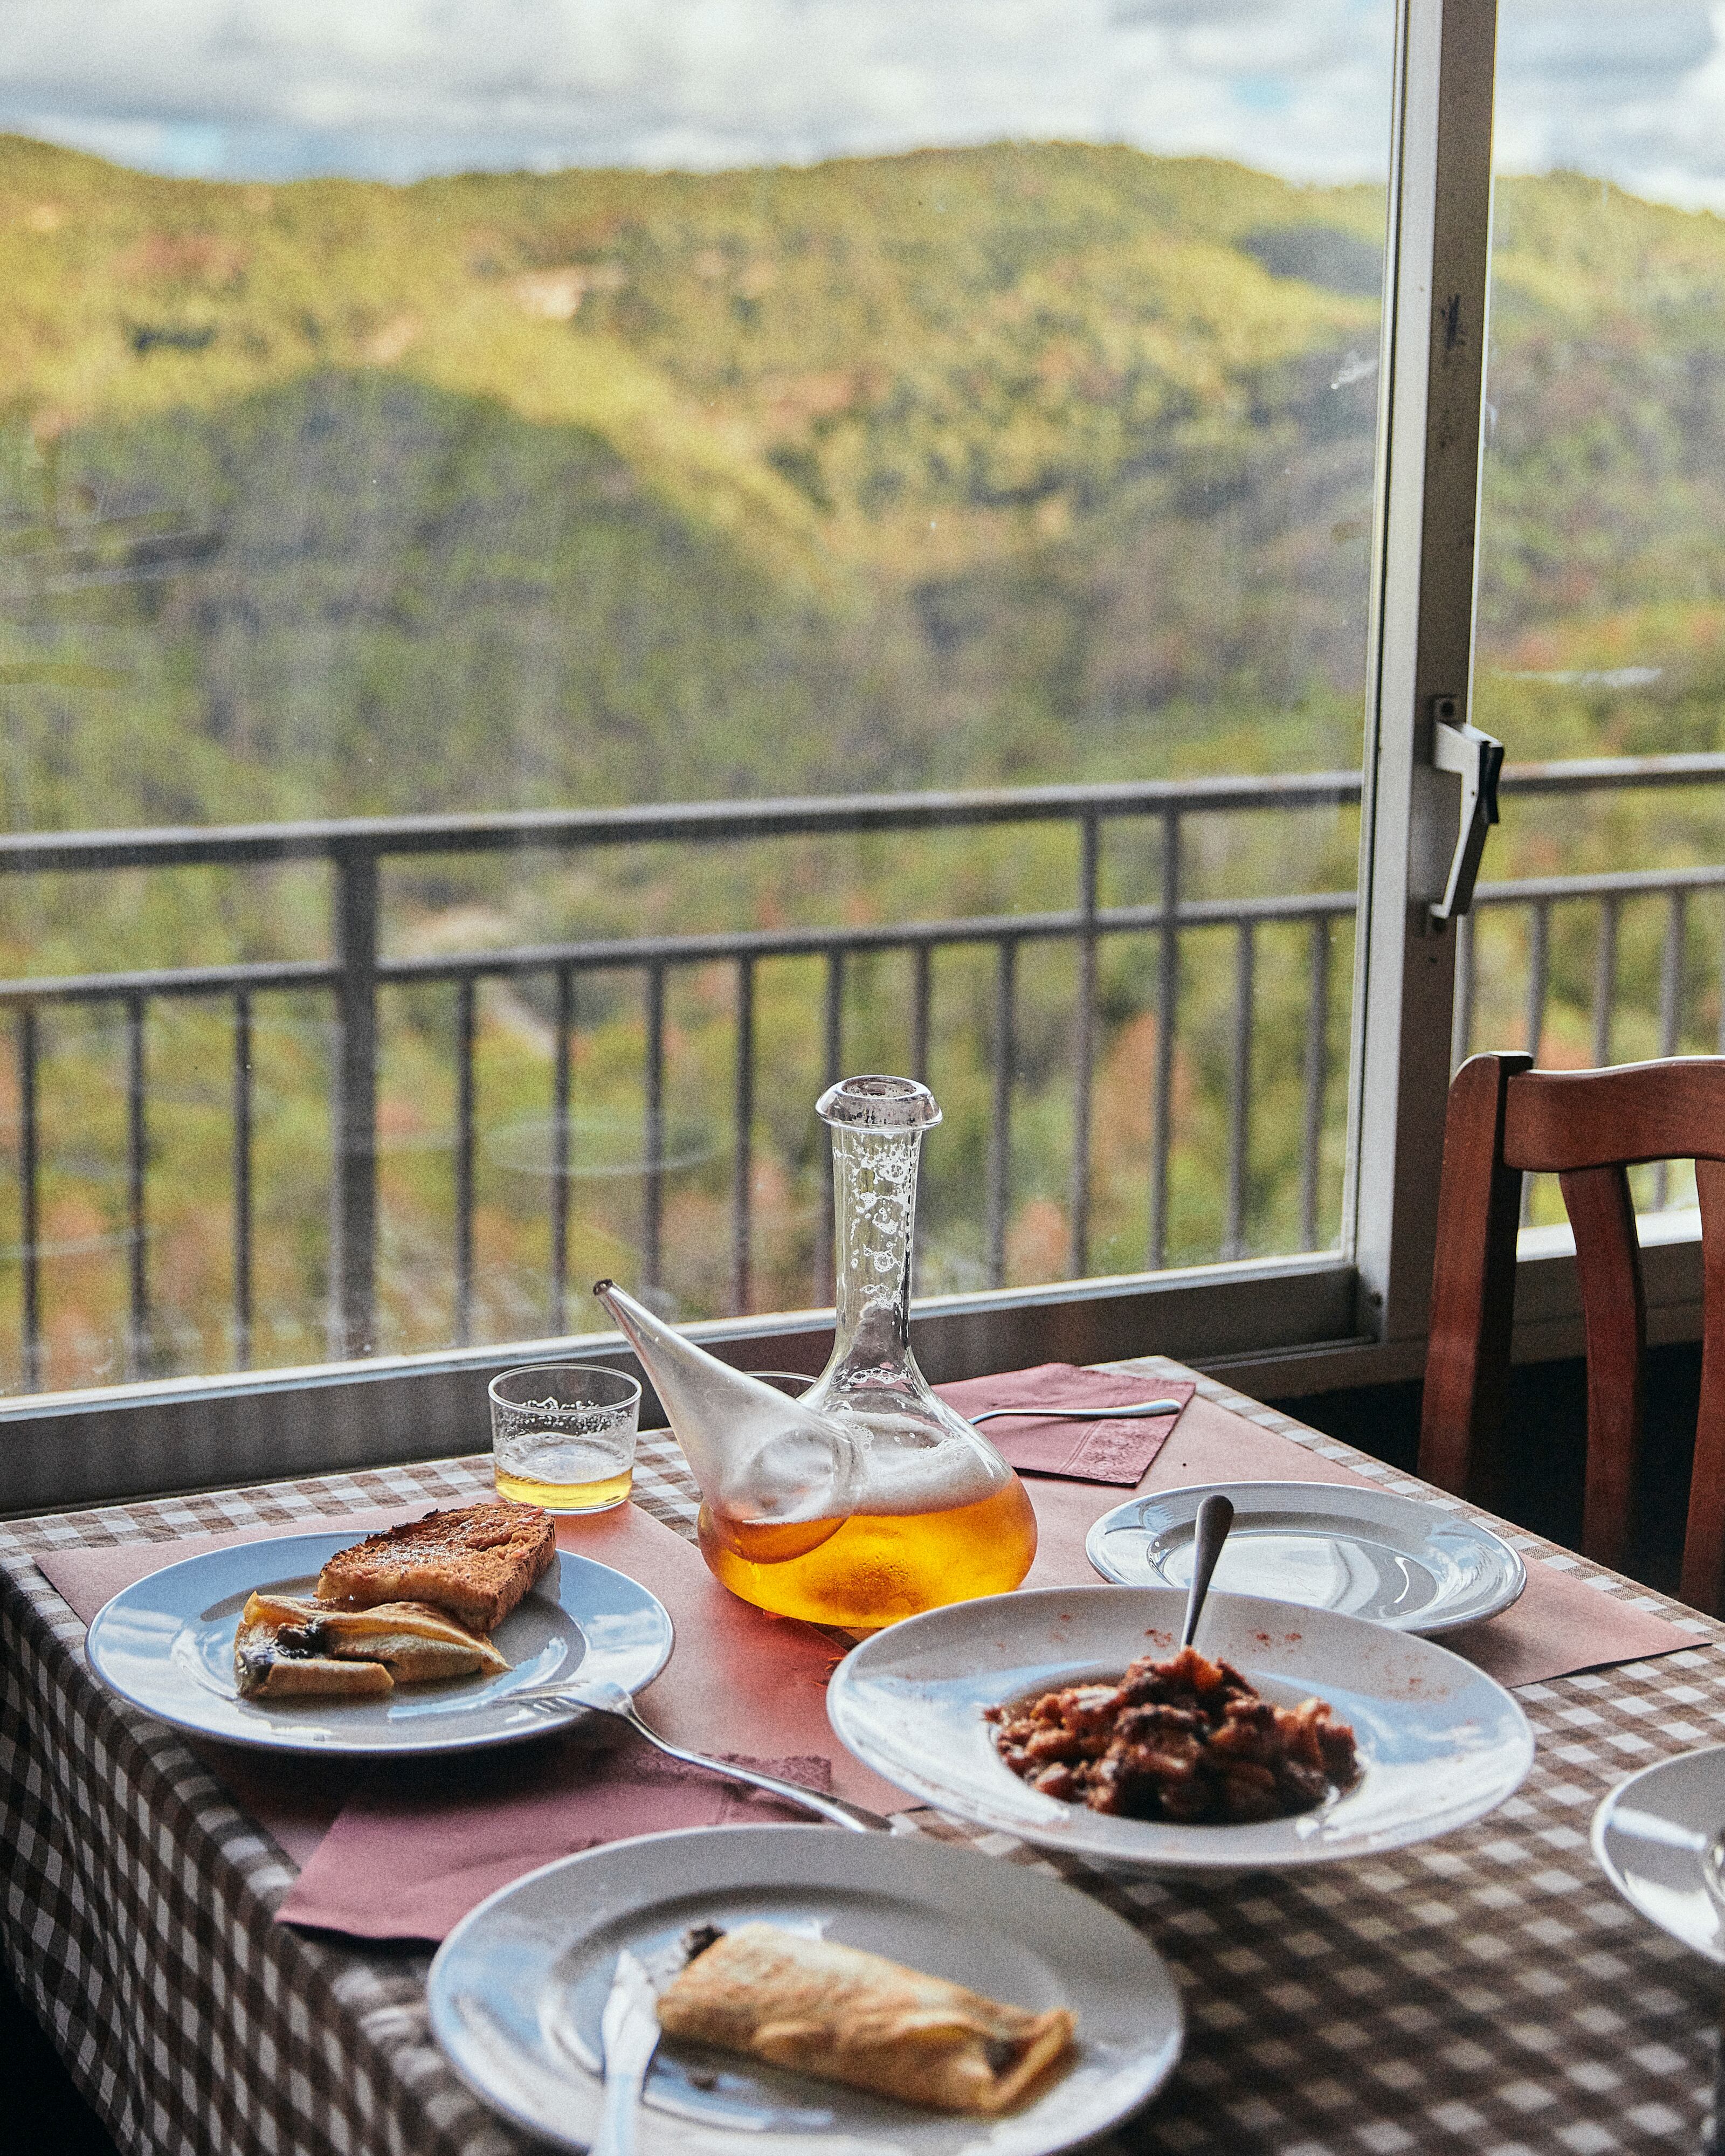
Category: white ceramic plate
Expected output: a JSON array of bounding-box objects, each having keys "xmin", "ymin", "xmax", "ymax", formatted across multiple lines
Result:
[
  {"xmin": 427, "ymin": 1823, "xmax": 1183, "ymax": 2156},
  {"xmin": 85, "ymin": 1532, "xmax": 672, "ymax": 1756},
  {"xmin": 827, "ymin": 1585, "xmax": 1533, "ymax": 1874},
  {"xmin": 1086, "ymin": 1481, "xmax": 1526, "ymax": 1634},
  {"xmin": 1592, "ymin": 1745, "xmax": 1725, "ymax": 1963}
]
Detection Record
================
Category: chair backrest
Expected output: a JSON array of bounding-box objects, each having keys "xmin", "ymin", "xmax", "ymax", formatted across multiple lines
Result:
[{"xmin": 1419, "ymin": 1052, "xmax": 1725, "ymax": 1613}]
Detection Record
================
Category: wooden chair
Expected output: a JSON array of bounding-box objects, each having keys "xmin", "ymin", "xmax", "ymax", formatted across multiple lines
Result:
[{"xmin": 1419, "ymin": 1051, "xmax": 1725, "ymax": 1613}]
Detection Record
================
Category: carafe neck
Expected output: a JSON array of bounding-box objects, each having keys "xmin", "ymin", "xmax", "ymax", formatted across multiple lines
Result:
[{"xmin": 827, "ymin": 1121, "xmax": 920, "ymax": 1375}]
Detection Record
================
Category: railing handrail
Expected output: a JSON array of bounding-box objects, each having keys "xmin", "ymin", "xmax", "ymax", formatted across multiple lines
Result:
[
  {"xmin": 0, "ymin": 771, "xmax": 1363, "ymax": 876},
  {"xmin": 1494, "ymin": 752, "xmax": 1725, "ymax": 795},
  {"xmin": 2, "ymin": 749, "xmax": 1716, "ymax": 877},
  {"xmin": 0, "ymin": 894, "xmax": 1361, "ymax": 1005}
]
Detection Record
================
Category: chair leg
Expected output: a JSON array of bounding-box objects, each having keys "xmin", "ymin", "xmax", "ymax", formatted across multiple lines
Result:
[{"xmin": 1562, "ymin": 1163, "xmax": 1644, "ymax": 1575}]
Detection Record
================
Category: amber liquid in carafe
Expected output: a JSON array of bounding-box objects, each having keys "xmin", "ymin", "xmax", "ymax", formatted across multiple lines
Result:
[{"xmin": 696, "ymin": 1475, "xmax": 1038, "ymax": 1628}]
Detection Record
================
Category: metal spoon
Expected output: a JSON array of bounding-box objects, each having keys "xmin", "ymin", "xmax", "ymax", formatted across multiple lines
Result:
[
  {"xmin": 1180, "ymin": 1492, "xmax": 1236, "ymax": 1650},
  {"xmin": 512, "ymin": 1671, "xmax": 891, "ymax": 1832},
  {"xmin": 969, "ymin": 1398, "xmax": 1184, "ymax": 1425}
]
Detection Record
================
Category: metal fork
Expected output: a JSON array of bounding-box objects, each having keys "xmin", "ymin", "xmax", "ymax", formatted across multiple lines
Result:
[{"xmin": 512, "ymin": 1671, "xmax": 890, "ymax": 1833}]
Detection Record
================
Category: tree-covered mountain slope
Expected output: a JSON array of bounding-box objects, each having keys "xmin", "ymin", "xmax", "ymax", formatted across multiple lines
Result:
[{"xmin": 5, "ymin": 133, "xmax": 1725, "ymax": 837}]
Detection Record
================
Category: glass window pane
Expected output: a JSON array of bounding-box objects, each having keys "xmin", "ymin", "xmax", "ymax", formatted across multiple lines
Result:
[
  {"xmin": 1, "ymin": 2, "xmax": 1395, "ymax": 1395},
  {"xmin": 1476, "ymin": 0, "xmax": 1725, "ymax": 1224}
]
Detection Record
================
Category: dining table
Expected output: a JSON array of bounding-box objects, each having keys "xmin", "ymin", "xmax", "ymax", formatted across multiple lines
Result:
[{"xmin": 3, "ymin": 1353, "xmax": 1724, "ymax": 2156}]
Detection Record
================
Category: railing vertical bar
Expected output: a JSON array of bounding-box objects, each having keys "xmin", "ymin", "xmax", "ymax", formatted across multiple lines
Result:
[
  {"xmin": 1521, "ymin": 902, "xmax": 1550, "ymax": 1227},
  {"xmin": 988, "ymin": 938, "xmax": 1016, "ymax": 1290},
  {"xmin": 550, "ymin": 968, "xmax": 572, "ymax": 1335},
  {"xmin": 1068, "ymin": 813, "xmax": 1099, "ymax": 1279},
  {"xmin": 1301, "ymin": 915, "xmax": 1330, "ymax": 1251},
  {"xmin": 731, "ymin": 957, "xmax": 755, "ymax": 1316},
  {"xmin": 1524, "ymin": 901, "xmax": 1550, "ymax": 1061},
  {"xmin": 823, "ymin": 950, "xmax": 845, "ymax": 1086},
  {"xmin": 453, "ymin": 979, "xmax": 475, "ymax": 1347},
  {"xmin": 328, "ymin": 846, "xmax": 379, "ymax": 1360},
  {"xmin": 1655, "ymin": 889, "xmax": 1688, "ymax": 1208},
  {"xmin": 1659, "ymin": 888, "xmax": 1687, "ymax": 1056},
  {"xmin": 1149, "ymin": 807, "xmax": 1181, "ymax": 1271},
  {"xmin": 814, "ymin": 950, "xmax": 844, "ymax": 1300},
  {"xmin": 1225, "ymin": 921, "xmax": 1254, "ymax": 1262},
  {"xmin": 1592, "ymin": 896, "xmax": 1619, "ymax": 1069},
  {"xmin": 911, "ymin": 945, "xmax": 932, "ymax": 1086},
  {"xmin": 18, "ymin": 1008, "xmax": 40, "ymax": 1392},
  {"xmin": 125, "ymin": 991, "xmax": 147, "ymax": 1378},
  {"xmin": 1451, "ymin": 910, "xmax": 1474, "ymax": 1072},
  {"xmin": 643, "ymin": 961, "xmax": 665, "ymax": 1291},
  {"xmin": 232, "ymin": 991, "xmax": 252, "ymax": 1369},
  {"xmin": 1717, "ymin": 891, "xmax": 1725, "ymax": 1054}
]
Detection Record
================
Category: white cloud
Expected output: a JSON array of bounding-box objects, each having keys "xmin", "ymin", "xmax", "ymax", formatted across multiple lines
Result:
[
  {"xmin": 0, "ymin": 0, "xmax": 1395, "ymax": 183},
  {"xmin": 3, "ymin": 0, "xmax": 1724, "ymax": 212}
]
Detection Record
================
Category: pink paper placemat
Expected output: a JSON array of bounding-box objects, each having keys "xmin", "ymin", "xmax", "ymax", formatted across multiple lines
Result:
[
  {"xmin": 278, "ymin": 1728, "xmax": 832, "ymax": 1941},
  {"xmin": 936, "ymin": 1362, "xmax": 1195, "ymax": 1483}
]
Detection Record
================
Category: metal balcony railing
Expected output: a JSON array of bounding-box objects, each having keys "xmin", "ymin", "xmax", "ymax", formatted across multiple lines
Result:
[{"xmin": 4, "ymin": 752, "xmax": 1723, "ymax": 1391}]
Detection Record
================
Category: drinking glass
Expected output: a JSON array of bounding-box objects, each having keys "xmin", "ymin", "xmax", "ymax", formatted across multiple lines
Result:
[{"xmin": 488, "ymin": 1364, "xmax": 641, "ymax": 1513}]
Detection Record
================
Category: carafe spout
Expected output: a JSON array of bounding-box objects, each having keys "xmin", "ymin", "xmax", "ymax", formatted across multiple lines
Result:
[{"xmin": 592, "ymin": 1279, "xmax": 859, "ymax": 1536}]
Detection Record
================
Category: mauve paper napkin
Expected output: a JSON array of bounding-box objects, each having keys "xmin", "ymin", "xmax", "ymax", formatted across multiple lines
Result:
[
  {"xmin": 278, "ymin": 1726, "xmax": 831, "ymax": 1942},
  {"xmin": 937, "ymin": 1362, "xmax": 1195, "ymax": 1483}
]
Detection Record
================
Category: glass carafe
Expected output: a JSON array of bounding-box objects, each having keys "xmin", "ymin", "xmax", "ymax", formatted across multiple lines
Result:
[{"xmin": 699, "ymin": 1074, "xmax": 1037, "ymax": 1625}]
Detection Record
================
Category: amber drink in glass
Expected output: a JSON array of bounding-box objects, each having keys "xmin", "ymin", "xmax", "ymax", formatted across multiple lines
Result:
[{"xmin": 489, "ymin": 1364, "xmax": 641, "ymax": 1512}]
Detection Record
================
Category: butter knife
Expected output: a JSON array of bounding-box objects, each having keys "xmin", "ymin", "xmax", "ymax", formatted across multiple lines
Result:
[{"xmin": 592, "ymin": 1948, "xmax": 661, "ymax": 2156}]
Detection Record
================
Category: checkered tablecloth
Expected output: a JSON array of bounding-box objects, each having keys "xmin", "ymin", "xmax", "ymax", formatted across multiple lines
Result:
[{"xmin": 3, "ymin": 1360, "xmax": 1722, "ymax": 2156}]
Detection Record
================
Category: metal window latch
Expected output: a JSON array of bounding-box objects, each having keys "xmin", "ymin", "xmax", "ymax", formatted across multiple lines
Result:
[{"xmin": 1429, "ymin": 694, "xmax": 1503, "ymax": 924}]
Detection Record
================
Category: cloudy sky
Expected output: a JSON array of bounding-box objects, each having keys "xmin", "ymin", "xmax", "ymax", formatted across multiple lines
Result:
[{"xmin": 2, "ymin": 0, "xmax": 1722, "ymax": 210}]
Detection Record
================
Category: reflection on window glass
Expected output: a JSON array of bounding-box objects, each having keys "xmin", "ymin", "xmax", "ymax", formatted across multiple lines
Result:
[
  {"xmin": 1476, "ymin": 0, "xmax": 1725, "ymax": 1221},
  {"xmin": 0, "ymin": 3, "xmax": 1392, "ymax": 1393}
]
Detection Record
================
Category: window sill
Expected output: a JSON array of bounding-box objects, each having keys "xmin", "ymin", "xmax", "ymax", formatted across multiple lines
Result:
[{"xmin": 1, "ymin": 1253, "xmax": 1356, "ymax": 1513}]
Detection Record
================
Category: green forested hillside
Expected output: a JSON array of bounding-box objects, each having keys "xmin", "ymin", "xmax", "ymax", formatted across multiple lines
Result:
[{"xmin": 1, "ymin": 134, "xmax": 1386, "ymax": 838}]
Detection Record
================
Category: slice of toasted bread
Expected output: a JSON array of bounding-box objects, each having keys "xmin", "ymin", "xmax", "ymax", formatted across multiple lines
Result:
[{"xmin": 314, "ymin": 1503, "xmax": 556, "ymax": 1633}]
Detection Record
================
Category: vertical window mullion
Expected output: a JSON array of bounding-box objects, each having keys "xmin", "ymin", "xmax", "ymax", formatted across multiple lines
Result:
[{"xmin": 1348, "ymin": 0, "xmax": 1500, "ymax": 1356}]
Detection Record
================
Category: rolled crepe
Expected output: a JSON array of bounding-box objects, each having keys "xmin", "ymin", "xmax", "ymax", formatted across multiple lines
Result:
[{"xmin": 654, "ymin": 1923, "xmax": 1075, "ymax": 2114}]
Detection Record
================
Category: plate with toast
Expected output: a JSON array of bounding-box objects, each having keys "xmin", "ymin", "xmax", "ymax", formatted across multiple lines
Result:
[{"xmin": 86, "ymin": 1504, "xmax": 674, "ymax": 1756}]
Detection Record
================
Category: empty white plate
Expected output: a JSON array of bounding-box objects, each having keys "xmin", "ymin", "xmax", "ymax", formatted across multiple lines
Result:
[
  {"xmin": 827, "ymin": 1584, "xmax": 1534, "ymax": 1874},
  {"xmin": 1593, "ymin": 1744, "xmax": 1725, "ymax": 1963},
  {"xmin": 428, "ymin": 1823, "xmax": 1183, "ymax": 2156},
  {"xmin": 1086, "ymin": 1480, "xmax": 1526, "ymax": 1633},
  {"xmin": 86, "ymin": 1532, "xmax": 673, "ymax": 1756}
]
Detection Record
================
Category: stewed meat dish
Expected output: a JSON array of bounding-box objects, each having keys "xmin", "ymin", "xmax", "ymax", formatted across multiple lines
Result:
[{"xmin": 986, "ymin": 1643, "xmax": 1358, "ymax": 1825}]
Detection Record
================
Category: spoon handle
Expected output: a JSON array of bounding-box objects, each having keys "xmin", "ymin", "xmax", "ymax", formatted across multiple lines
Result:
[
  {"xmin": 1180, "ymin": 1493, "xmax": 1236, "ymax": 1650},
  {"xmin": 969, "ymin": 1399, "xmax": 1183, "ymax": 1424}
]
